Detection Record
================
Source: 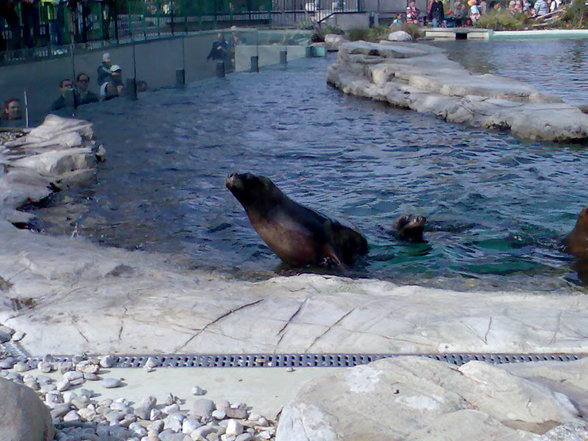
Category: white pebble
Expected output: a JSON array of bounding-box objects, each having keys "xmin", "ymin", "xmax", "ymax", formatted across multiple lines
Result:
[
  {"xmin": 150, "ymin": 408, "xmax": 162, "ymax": 421},
  {"xmin": 225, "ymin": 420, "xmax": 243, "ymax": 436},
  {"xmin": 13, "ymin": 361, "xmax": 30, "ymax": 372},
  {"xmin": 101, "ymin": 377, "xmax": 122, "ymax": 388},
  {"xmin": 63, "ymin": 410, "xmax": 80, "ymax": 422},
  {"xmin": 37, "ymin": 361, "xmax": 54, "ymax": 373},
  {"xmin": 182, "ymin": 418, "xmax": 201, "ymax": 434},
  {"xmin": 100, "ymin": 354, "xmax": 116, "ymax": 368},
  {"xmin": 191, "ymin": 386, "xmax": 206, "ymax": 396},
  {"xmin": 11, "ymin": 330, "xmax": 26, "ymax": 342},
  {"xmin": 212, "ymin": 410, "xmax": 226, "ymax": 420},
  {"xmin": 163, "ymin": 403, "xmax": 180, "ymax": 415}
]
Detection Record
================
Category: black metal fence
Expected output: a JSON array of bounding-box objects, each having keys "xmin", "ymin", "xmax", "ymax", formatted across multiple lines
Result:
[{"xmin": 0, "ymin": 0, "xmax": 363, "ymax": 61}]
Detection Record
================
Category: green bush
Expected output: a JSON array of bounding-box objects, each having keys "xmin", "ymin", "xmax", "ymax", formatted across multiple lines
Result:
[
  {"xmin": 345, "ymin": 24, "xmax": 421, "ymax": 42},
  {"xmin": 367, "ymin": 25, "xmax": 390, "ymax": 41},
  {"xmin": 389, "ymin": 23, "xmax": 423, "ymax": 39},
  {"xmin": 474, "ymin": 9, "xmax": 529, "ymax": 30},
  {"xmin": 346, "ymin": 27, "xmax": 371, "ymax": 41},
  {"xmin": 310, "ymin": 24, "xmax": 344, "ymax": 42},
  {"xmin": 559, "ymin": 0, "xmax": 587, "ymax": 27}
]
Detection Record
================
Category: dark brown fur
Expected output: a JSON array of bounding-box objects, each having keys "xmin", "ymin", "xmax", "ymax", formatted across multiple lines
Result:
[
  {"xmin": 394, "ymin": 214, "xmax": 427, "ymax": 243},
  {"xmin": 564, "ymin": 206, "xmax": 588, "ymax": 257},
  {"xmin": 226, "ymin": 173, "xmax": 368, "ymax": 268}
]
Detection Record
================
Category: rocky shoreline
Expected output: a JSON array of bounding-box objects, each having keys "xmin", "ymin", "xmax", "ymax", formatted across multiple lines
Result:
[
  {"xmin": 326, "ymin": 40, "xmax": 588, "ymax": 142},
  {"xmin": 0, "ymin": 115, "xmax": 587, "ymax": 440}
]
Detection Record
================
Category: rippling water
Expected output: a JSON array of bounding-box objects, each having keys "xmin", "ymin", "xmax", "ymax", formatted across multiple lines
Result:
[{"xmin": 34, "ymin": 39, "xmax": 588, "ymax": 292}]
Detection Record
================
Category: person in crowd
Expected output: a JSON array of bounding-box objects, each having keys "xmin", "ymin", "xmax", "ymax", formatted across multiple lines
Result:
[
  {"xmin": 206, "ymin": 32, "xmax": 229, "ymax": 62},
  {"xmin": 2, "ymin": 98, "xmax": 22, "ymax": 120},
  {"xmin": 51, "ymin": 78, "xmax": 75, "ymax": 110},
  {"xmin": 534, "ymin": 0, "xmax": 549, "ymax": 15},
  {"xmin": 469, "ymin": 0, "xmax": 481, "ymax": 22},
  {"xmin": 41, "ymin": 0, "xmax": 62, "ymax": 47},
  {"xmin": 406, "ymin": 0, "xmax": 420, "ymax": 24},
  {"xmin": 523, "ymin": 0, "xmax": 532, "ymax": 12},
  {"xmin": 97, "ymin": 52, "xmax": 113, "ymax": 86},
  {"xmin": 429, "ymin": 0, "xmax": 445, "ymax": 27},
  {"xmin": 392, "ymin": 12, "xmax": 404, "ymax": 24},
  {"xmin": 100, "ymin": 64, "xmax": 124, "ymax": 99},
  {"xmin": 76, "ymin": 72, "xmax": 99, "ymax": 105},
  {"xmin": 451, "ymin": 0, "xmax": 466, "ymax": 25},
  {"xmin": 0, "ymin": 0, "xmax": 21, "ymax": 53},
  {"xmin": 479, "ymin": 0, "xmax": 488, "ymax": 13},
  {"xmin": 513, "ymin": 0, "xmax": 524, "ymax": 13},
  {"xmin": 549, "ymin": 0, "xmax": 561, "ymax": 12},
  {"xmin": 20, "ymin": 0, "xmax": 40, "ymax": 49}
]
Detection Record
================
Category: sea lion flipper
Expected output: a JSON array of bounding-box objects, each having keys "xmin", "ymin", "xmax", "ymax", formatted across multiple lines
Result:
[{"xmin": 322, "ymin": 243, "xmax": 347, "ymax": 271}]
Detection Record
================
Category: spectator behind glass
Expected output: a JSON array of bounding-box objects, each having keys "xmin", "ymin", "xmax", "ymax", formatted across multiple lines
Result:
[
  {"xmin": 534, "ymin": 0, "xmax": 548, "ymax": 15},
  {"xmin": 406, "ymin": 0, "xmax": 420, "ymax": 24},
  {"xmin": 97, "ymin": 52, "xmax": 113, "ymax": 86},
  {"xmin": 2, "ymin": 98, "xmax": 22, "ymax": 120},
  {"xmin": 51, "ymin": 78, "xmax": 75, "ymax": 110},
  {"xmin": 100, "ymin": 65, "xmax": 124, "ymax": 100},
  {"xmin": 76, "ymin": 73, "xmax": 99, "ymax": 105},
  {"xmin": 206, "ymin": 33, "xmax": 228, "ymax": 62},
  {"xmin": 429, "ymin": 0, "xmax": 445, "ymax": 27},
  {"xmin": 0, "ymin": 0, "xmax": 21, "ymax": 53},
  {"xmin": 20, "ymin": 0, "xmax": 40, "ymax": 49}
]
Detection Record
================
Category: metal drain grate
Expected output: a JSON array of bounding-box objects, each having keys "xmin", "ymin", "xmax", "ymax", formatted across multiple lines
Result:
[{"xmin": 17, "ymin": 352, "xmax": 588, "ymax": 368}]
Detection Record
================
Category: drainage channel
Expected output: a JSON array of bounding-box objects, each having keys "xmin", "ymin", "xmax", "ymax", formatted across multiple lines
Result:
[{"xmin": 3, "ymin": 352, "xmax": 586, "ymax": 368}]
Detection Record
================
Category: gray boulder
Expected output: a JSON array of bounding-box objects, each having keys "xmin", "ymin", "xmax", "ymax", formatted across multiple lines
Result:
[
  {"xmin": 0, "ymin": 377, "xmax": 54, "ymax": 441},
  {"xmin": 276, "ymin": 357, "xmax": 583, "ymax": 441},
  {"xmin": 387, "ymin": 31, "xmax": 412, "ymax": 41}
]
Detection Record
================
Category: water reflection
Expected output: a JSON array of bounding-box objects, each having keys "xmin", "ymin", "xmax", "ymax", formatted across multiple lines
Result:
[{"xmin": 30, "ymin": 43, "xmax": 588, "ymax": 293}]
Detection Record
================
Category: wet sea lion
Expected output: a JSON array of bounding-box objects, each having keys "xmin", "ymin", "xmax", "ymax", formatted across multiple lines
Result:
[
  {"xmin": 394, "ymin": 214, "xmax": 427, "ymax": 243},
  {"xmin": 564, "ymin": 206, "xmax": 588, "ymax": 257},
  {"xmin": 225, "ymin": 172, "xmax": 368, "ymax": 269}
]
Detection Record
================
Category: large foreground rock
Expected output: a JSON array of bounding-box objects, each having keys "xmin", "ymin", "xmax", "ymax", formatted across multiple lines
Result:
[
  {"xmin": 327, "ymin": 41, "xmax": 588, "ymax": 142},
  {"xmin": 276, "ymin": 357, "xmax": 588, "ymax": 441},
  {"xmin": 0, "ymin": 377, "xmax": 54, "ymax": 441}
]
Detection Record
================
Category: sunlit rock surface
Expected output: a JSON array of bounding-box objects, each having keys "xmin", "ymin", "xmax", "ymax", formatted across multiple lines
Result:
[
  {"xmin": 0, "ymin": 376, "xmax": 54, "ymax": 441},
  {"xmin": 327, "ymin": 41, "xmax": 588, "ymax": 142},
  {"xmin": 276, "ymin": 357, "xmax": 588, "ymax": 441}
]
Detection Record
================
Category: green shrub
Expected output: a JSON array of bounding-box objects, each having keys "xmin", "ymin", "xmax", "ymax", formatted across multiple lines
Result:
[
  {"xmin": 559, "ymin": 0, "xmax": 587, "ymax": 27},
  {"xmin": 475, "ymin": 9, "xmax": 529, "ymax": 30},
  {"xmin": 346, "ymin": 27, "xmax": 371, "ymax": 41},
  {"xmin": 310, "ymin": 23, "xmax": 344, "ymax": 42},
  {"xmin": 389, "ymin": 23, "xmax": 423, "ymax": 39},
  {"xmin": 367, "ymin": 25, "xmax": 390, "ymax": 41},
  {"xmin": 345, "ymin": 24, "xmax": 421, "ymax": 42}
]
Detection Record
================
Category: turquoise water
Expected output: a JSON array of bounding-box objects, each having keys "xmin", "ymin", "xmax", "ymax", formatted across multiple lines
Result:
[{"xmin": 34, "ymin": 40, "xmax": 588, "ymax": 292}]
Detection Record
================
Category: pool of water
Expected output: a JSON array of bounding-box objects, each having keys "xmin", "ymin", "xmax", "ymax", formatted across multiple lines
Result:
[{"xmin": 34, "ymin": 39, "xmax": 588, "ymax": 292}]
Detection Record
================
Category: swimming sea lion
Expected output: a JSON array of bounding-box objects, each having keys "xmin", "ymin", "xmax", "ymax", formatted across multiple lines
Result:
[
  {"xmin": 225, "ymin": 172, "xmax": 368, "ymax": 269},
  {"xmin": 394, "ymin": 214, "xmax": 427, "ymax": 243},
  {"xmin": 564, "ymin": 206, "xmax": 588, "ymax": 257}
]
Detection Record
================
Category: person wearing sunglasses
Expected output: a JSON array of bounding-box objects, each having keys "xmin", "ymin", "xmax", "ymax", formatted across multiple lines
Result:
[{"xmin": 76, "ymin": 73, "xmax": 99, "ymax": 105}]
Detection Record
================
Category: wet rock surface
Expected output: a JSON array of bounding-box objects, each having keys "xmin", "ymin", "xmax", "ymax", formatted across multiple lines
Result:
[{"xmin": 327, "ymin": 40, "xmax": 588, "ymax": 142}]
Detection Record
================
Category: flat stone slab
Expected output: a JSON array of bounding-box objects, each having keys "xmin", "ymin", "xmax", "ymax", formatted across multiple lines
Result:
[
  {"xmin": 0, "ymin": 225, "xmax": 587, "ymax": 356},
  {"xmin": 327, "ymin": 41, "xmax": 588, "ymax": 142},
  {"xmin": 276, "ymin": 356, "xmax": 588, "ymax": 441}
]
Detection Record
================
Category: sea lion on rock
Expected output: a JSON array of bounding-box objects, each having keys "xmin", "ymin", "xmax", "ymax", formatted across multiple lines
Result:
[
  {"xmin": 394, "ymin": 214, "xmax": 427, "ymax": 243},
  {"xmin": 564, "ymin": 206, "xmax": 588, "ymax": 257},
  {"xmin": 225, "ymin": 172, "xmax": 368, "ymax": 269}
]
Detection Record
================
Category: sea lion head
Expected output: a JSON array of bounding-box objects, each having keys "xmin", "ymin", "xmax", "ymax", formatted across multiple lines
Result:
[
  {"xmin": 226, "ymin": 172, "xmax": 285, "ymax": 212},
  {"xmin": 394, "ymin": 214, "xmax": 427, "ymax": 243},
  {"xmin": 565, "ymin": 206, "xmax": 588, "ymax": 257}
]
